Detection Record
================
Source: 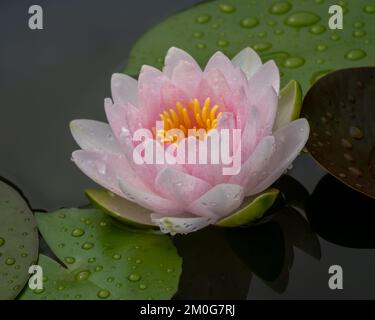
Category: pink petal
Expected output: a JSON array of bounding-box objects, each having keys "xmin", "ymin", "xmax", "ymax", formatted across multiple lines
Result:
[
  {"xmin": 155, "ymin": 167, "xmax": 212, "ymax": 205},
  {"xmin": 188, "ymin": 184, "xmax": 244, "ymax": 219},
  {"xmin": 111, "ymin": 73, "xmax": 138, "ymax": 107},
  {"xmin": 229, "ymin": 136, "xmax": 275, "ymax": 191},
  {"xmin": 248, "ymin": 60, "xmax": 280, "ymax": 102},
  {"xmin": 249, "ymin": 118, "xmax": 310, "ymax": 195},
  {"xmin": 163, "ymin": 47, "xmax": 200, "ymax": 78},
  {"xmin": 171, "ymin": 60, "xmax": 202, "ymax": 97},
  {"xmin": 70, "ymin": 119, "xmax": 122, "ymax": 154},
  {"xmin": 119, "ymin": 177, "xmax": 183, "ymax": 215},
  {"xmin": 255, "ymin": 86, "xmax": 278, "ymax": 138},
  {"xmin": 231, "ymin": 47, "xmax": 262, "ymax": 80}
]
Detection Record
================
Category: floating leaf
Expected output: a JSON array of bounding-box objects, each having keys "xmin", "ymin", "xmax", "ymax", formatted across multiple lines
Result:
[
  {"xmin": 125, "ymin": 0, "xmax": 374, "ymax": 93},
  {"xmin": 0, "ymin": 179, "xmax": 38, "ymax": 300},
  {"xmin": 85, "ymin": 189, "xmax": 154, "ymax": 228},
  {"xmin": 19, "ymin": 208, "xmax": 181, "ymax": 300},
  {"xmin": 215, "ymin": 188, "xmax": 280, "ymax": 227},
  {"xmin": 303, "ymin": 67, "xmax": 375, "ymax": 198}
]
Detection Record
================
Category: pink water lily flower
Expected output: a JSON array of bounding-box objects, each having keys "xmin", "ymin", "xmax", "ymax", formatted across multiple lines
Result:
[{"xmin": 71, "ymin": 47, "xmax": 309, "ymax": 234}]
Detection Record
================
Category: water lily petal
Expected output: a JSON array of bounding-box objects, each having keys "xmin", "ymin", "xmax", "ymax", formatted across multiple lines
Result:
[
  {"xmin": 255, "ymin": 86, "xmax": 278, "ymax": 137},
  {"xmin": 70, "ymin": 119, "xmax": 122, "ymax": 154},
  {"xmin": 231, "ymin": 47, "xmax": 262, "ymax": 80},
  {"xmin": 188, "ymin": 184, "xmax": 244, "ymax": 218},
  {"xmin": 111, "ymin": 73, "xmax": 138, "ymax": 107},
  {"xmin": 119, "ymin": 177, "xmax": 183, "ymax": 215},
  {"xmin": 248, "ymin": 118, "xmax": 310, "ymax": 196},
  {"xmin": 155, "ymin": 167, "xmax": 212, "ymax": 204},
  {"xmin": 163, "ymin": 47, "xmax": 200, "ymax": 78},
  {"xmin": 151, "ymin": 214, "xmax": 213, "ymax": 235},
  {"xmin": 248, "ymin": 60, "xmax": 280, "ymax": 102},
  {"xmin": 230, "ymin": 136, "xmax": 275, "ymax": 189},
  {"xmin": 171, "ymin": 60, "xmax": 202, "ymax": 97}
]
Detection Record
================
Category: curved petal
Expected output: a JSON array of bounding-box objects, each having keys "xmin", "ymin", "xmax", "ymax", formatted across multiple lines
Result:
[
  {"xmin": 231, "ymin": 47, "xmax": 262, "ymax": 80},
  {"xmin": 155, "ymin": 167, "xmax": 211, "ymax": 204},
  {"xmin": 248, "ymin": 60, "xmax": 280, "ymax": 102},
  {"xmin": 248, "ymin": 118, "xmax": 310, "ymax": 196},
  {"xmin": 111, "ymin": 73, "xmax": 138, "ymax": 107},
  {"xmin": 70, "ymin": 119, "xmax": 122, "ymax": 154},
  {"xmin": 163, "ymin": 47, "xmax": 200, "ymax": 78},
  {"xmin": 188, "ymin": 184, "xmax": 244, "ymax": 219},
  {"xmin": 255, "ymin": 86, "xmax": 278, "ymax": 137},
  {"xmin": 71, "ymin": 149, "xmax": 137, "ymax": 197},
  {"xmin": 151, "ymin": 214, "xmax": 213, "ymax": 235},
  {"xmin": 230, "ymin": 135, "xmax": 275, "ymax": 185},
  {"xmin": 204, "ymin": 51, "xmax": 234, "ymax": 76},
  {"xmin": 171, "ymin": 60, "xmax": 202, "ymax": 97},
  {"xmin": 119, "ymin": 177, "xmax": 183, "ymax": 215}
]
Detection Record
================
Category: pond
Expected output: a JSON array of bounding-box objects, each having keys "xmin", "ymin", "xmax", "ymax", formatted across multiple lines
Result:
[{"xmin": 1, "ymin": 0, "xmax": 374, "ymax": 299}]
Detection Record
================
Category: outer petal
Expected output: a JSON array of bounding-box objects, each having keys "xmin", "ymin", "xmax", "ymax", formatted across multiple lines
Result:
[
  {"xmin": 151, "ymin": 214, "xmax": 213, "ymax": 235},
  {"xmin": 255, "ymin": 86, "xmax": 278, "ymax": 138},
  {"xmin": 248, "ymin": 118, "xmax": 310, "ymax": 195},
  {"xmin": 119, "ymin": 178, "xmax": 183, "ymax": 215},
  {"xmin": 155, "ymin": 167, "xmax": 211, "ymax": 205},
  {"xmin": 188, "ymin": 184, "xmax": 244, "ymax": 218},
  {"xmin": 248, "ymin": 60, "xmax": 280, "ymax": 102},
  {"xmin": 231, "ymin": 47, "xmax": 262, "ymax": 80},
  {"xmin": 70, "ymin": 119, "xmax": 122, "ymax": 154},
  {"xmin": 230, "ymin": 136, "xmax": 275, "ymax": 189},
  {"xmin": 111, "ymin": 73, "xmax": 138, "ymax": 107},
  {"xmin": 163, "ymin": 47, "xmax": 200, "ymax": 78},
  {"xmin": 71, "ymin": 150, "xmax": 136, "ymax": 197}
]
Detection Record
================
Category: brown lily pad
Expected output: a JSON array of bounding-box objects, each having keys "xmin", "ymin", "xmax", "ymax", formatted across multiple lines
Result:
[{"xmin": 302, "ymin": 67, "xmax": 375, "ymax": 199}]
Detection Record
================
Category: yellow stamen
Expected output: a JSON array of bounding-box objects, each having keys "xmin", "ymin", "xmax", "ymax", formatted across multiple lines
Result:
[{"xmin": 155, "ymin": 97, "xmax": 221, "ymax": 143}]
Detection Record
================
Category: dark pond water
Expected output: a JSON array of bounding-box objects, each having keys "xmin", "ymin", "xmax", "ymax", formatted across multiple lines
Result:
[{"xmin": 1, "ymin": 0, "xmax": 374, "ymax": 299}]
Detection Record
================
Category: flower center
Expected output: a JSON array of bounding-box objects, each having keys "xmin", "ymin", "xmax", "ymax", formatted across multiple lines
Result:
[{"xmin": 155, "ymin": 97, "xmax": 222, "ymax": 143}]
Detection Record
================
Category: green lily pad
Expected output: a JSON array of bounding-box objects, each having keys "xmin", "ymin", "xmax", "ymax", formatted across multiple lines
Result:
[
  {"xmin": 0, "ymin": 179, "xmax": 39, "ymax": 300},
  {"xmin": 303, "ymin": 67, "xmax": 375, "ymax": 198},
  {"xmin": 19, "ymin": 208, "xmax": 182, "ymax": 300},
  {"xmin": 274, "ymin": 80, "xmax": 302, "ymax": 131},
  {"xmin": 85, "ymin": 189, "xmax": 154, "ymax": 228},
  {"xmin": 215, "ymin": 188, "xmax": 280, "ymax": 227},
  {"xmin": 125, "ymin": 0, "xmax": 374, "ymax": 93}
]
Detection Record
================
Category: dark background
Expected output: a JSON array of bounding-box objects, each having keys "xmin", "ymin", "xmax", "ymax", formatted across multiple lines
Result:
[{"xmin": 0, "ymin": 0, "xmax": 374, "ymax": 299}]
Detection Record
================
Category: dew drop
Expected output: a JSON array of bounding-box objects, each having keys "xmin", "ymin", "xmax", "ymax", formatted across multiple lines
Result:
[
  {"xmin": 112, "ymin": 253, "xmax": 122, "ymax": 260},
  {"xmin": 81, "ymin": 242, "xmax": 94, "ymax": 250},
  {"xmin": 5, "ymin": 258, "xmax": 15, "ymax": 265},
  {"xmin": 269, "ymin": 1, "xmax": 292, "ymax": 15},
  {"xmin": 107, "ymin": 277, "xmax": 115, "ymax": 283},
  {"xmin": 196, "ymin": 15, "xmax": 211, "ymax": 24},
  {"xmin": 344, "ymin": 153, "xmax": 354, "ymax": 162},
  {"xmin": 330, "ymin": 34, "xmax": 340, "ymax": 41},
  {"xmin": 0, "ymin": 237, "xmax": 5, "ymax": 247},
  {"xmin": 71, "ymin": 228, "xmax": 85, "ymax": 237},
  {"xmin": 97, "ymin": 289, "xmax": 110, "ymax": 299},
  {"xmin": 240, "ymin": 17, "xmax": 259, "ymax": 29},
  {"xmin": 253, "ymin": 42, "xmax": 272, "ymax": 52},
  {"xmin": 353, "ymin": 22, "xmax": 365, "ymax": 29},
  {"xmin": 309, "ymin": 24, "xmax": 326, "ymax": 34},
  {"xmin": 283, "ymin": 57, "xmax": 305, "ymax": 69},
  {"xmin": 99, "ymin": 221, "xmax": 107, "ymax": 227},
  {"xmin": 196, "ymin": 43, "xmax": 207, "ymax": 49},
  {"xmin": 88, "ymin": 257, "xmax": 96, "ymax": 263},
  {"xmin": 285, "ymin": 12, "xmax": 320, "ymax": 28},
  {"xmin": 95, "ymin": 265, "xmax": 103, "ymax": 272},
  {"xmin": 349, "ymin": 126, "xmax": 364, "ymax": 140},
  {"xmin": 353, "ymin": 30, "xmax": 367, "ymax": 38},
  {"xmin": 135, "ymin": 259, "xmax": 142, "ymax": 264},
  {"xmin": 33, "ymin": 288, "xmax": 45, "ymax": 294},
  {"xmin": 341, "ymin": 138, "xmax": 353, "ymax": 149},
  {"xmin": 58, "ymin": 213, "xmax": 66, "ymax": 219},
  {"xmin": 348, "ymin": 167, "xmax": 363, "ymax": 177},
  {"xmin": 363, "ymin": 5, "xmax": 375, "ymax": 14},
  {"xmin": 64, "ymin": 257, "xmax": 76, "ymax": 264},
  {"xmin": 21, "ymin": 252, "xmax": 28, "ymax": 258},
  {"xmin": 128, "ymin": 273, "xmax": 141, "ymax": 282},
  {"xmin": 217, "ymin": 39, "xmax": 229, "ymax": 47},
  {"xmin": 338, "ymin": 173, "xmax": 347, "ymax": 178},
  {"xmin": 345, "ymin": 49, "xmax": 367, "ymax": 61},
  {"xmin": 75, "ymin": 270, "xmax": 91, "ymax": 281},
  {"xmin": 139, "ymin": 284, "xmax": 147, "ymax": 290},
  {"xmin": 218, "ymin": 4, "xmax": 236, "ymax": 13},
  {"xmin": 192, "ymin": 31, "xmax": 204, "ymax": 39},
  {"xmin": 316, "ymin": 43, "xmax": 327, "ymax": 51}
]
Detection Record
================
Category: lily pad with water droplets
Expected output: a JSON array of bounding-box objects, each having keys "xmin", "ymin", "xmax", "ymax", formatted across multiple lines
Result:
[
  {"xmin": 0, "ymin": 179, "xmax": 39, "ymax": 300},
  {"xmin": 85, "ymin": 189, "xmax": 155, "ymax": 228},
  {"xmin": 19, "ymin": 208, "xmax": 181, "ymax": 300},
  {"xmin": 302, "ymin": 67, "xmax": 375, "ymax": 198},
  {"xmin": 124, "ymin": 0, "xmax": 374, "ymax": 93}
]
